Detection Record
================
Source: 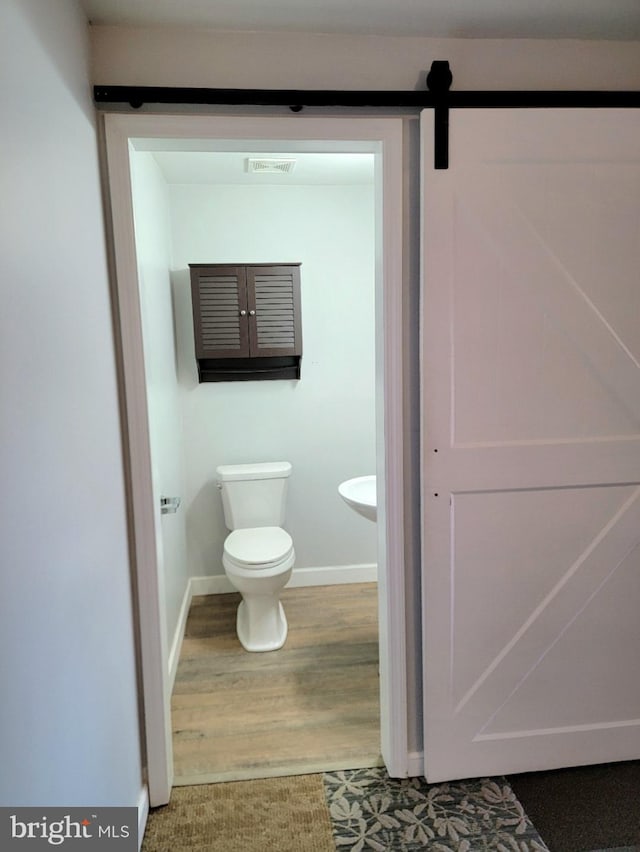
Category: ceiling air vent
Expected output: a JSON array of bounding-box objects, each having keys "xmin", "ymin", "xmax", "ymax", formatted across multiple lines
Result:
[{"xmin": 246, "ymin": 157, "xmax": 297, "ymax": 175}]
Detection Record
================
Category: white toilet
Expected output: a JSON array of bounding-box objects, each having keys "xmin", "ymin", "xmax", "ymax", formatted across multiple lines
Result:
[{"xmin": 216, "ymin": 461, "xmax": 295, "ymax": 652}]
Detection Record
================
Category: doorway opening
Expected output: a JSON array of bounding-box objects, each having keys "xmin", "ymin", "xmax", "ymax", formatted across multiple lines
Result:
[{"xmin": 103, "ymin": 113, "xmax": 409, "ymax": 806}]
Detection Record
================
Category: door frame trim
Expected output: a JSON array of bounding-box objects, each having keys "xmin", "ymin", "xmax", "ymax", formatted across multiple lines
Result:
[{"xmin": 102, "ymin": 112, "xmax": 409, "ymax": 805}]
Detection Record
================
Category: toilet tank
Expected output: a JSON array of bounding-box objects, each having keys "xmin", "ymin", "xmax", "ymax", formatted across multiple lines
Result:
[{"xmin": 216, "ymin": 461, "xmax": 292, "ymax": 530}]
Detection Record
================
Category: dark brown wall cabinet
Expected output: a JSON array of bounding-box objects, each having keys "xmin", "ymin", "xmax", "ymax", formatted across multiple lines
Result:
[{"xmin": 189, "ymin": 263, "xmax": 302, "ymax": 382}]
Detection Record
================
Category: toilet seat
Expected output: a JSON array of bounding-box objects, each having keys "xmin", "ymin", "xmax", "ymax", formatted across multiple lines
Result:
[{"xmin": 223, "ymin": 526, "xmax": 293, "ymax": 571}]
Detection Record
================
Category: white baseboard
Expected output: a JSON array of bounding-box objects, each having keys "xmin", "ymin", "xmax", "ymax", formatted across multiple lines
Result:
[
  {"xmin": 168, "ymin": 581, "xmax": 194, "ymax": 692},
  {"xmin": 191, "ymin": 563, "xmax": 378, "ymax": 597},
  {"xmin": 137, "ymin": 785, "xmax": 149, "ymax": 851},
  {"xmin": 290, "ymin": 564, "xmax": 378, "ymax": 587},
  {"xmin": 190, "ymin": 574, "xmax": 230, "ymax": 596}
]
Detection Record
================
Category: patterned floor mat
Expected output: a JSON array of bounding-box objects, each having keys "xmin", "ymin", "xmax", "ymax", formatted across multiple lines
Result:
[{"xmin": 323, "ymin": 767, "xmax": 549, "ymax": 851}]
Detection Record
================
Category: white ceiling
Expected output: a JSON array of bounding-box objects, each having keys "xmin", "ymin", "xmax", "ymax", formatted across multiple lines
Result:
[
  {"xmin": 151, "ymin": 152, "xmax": 375, "ymax": 186},
  {"xmin": 81, "ymin": 0, "xmax": 640, "ymax": 40}
]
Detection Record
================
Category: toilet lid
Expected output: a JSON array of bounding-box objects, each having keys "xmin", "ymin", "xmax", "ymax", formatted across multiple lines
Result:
[{"xmin": 224, "ymin": 527, "xmax": 293, "ymax": 567}]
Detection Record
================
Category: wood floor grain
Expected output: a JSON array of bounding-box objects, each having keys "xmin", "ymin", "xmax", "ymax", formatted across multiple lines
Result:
[{"xmin": 171, "ymin": 583, "xmax": 382, "ymax": 786}]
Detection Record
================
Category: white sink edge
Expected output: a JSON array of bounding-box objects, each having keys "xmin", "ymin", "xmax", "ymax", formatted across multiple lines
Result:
[{"xmin": 338, "ymin": 475, "xmax": 377, "ymax": 522}]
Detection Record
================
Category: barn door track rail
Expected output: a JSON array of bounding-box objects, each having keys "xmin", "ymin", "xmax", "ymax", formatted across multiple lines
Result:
[{"xmin": 94, "ymin": 61, "xmax": 640, "ymax": 169}]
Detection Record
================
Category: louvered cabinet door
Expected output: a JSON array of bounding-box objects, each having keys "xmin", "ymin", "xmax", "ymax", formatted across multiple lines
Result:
[
  {"xmin": 190, "ymin": 266, "xmax": 250, "ymax": 358},
  {"xmin": 246, "ymin": 265, "xmax": 302, "ymax": 357}
]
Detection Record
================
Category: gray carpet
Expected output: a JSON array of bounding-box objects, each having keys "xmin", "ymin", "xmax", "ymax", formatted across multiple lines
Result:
[{"xmin": 509, "ymin": 762, "xmax": 640, "ymax": 852}]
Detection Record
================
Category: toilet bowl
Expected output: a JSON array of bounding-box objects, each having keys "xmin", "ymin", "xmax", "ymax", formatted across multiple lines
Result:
[
  {"xmin": 222, "ymin": 527, "xmax": 295, "ymax": 652},
  {"xmin": 216, "ymin": 462, "xmax": 294, "ymax": 652}
]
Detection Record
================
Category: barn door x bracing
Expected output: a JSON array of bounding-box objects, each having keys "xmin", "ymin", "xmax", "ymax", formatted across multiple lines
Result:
[{"xmin": 421, "ymin": 109, "xmax": 640, "ymax": 781}]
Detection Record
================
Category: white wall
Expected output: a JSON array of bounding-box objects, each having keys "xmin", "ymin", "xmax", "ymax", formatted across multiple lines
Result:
[
  {"xmin": 89, "ymin": 27, "xmax": 640, "ymax": 91},
  {"xmin": 168, "ymin": 182, "xmax": 377, "ymax": 577},
  {"xmin": 131, "ymin": 152, "xmax": 190, "ymax": 647},
  {"xmin": 0, "ymin": 0, "xmax": 142, "ymax": 806}
]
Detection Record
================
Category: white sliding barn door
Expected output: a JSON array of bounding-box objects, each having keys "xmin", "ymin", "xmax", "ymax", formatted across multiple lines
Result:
[{"xmin": 420, "ymin": 109, "xmax": 640, "ymax": 782}]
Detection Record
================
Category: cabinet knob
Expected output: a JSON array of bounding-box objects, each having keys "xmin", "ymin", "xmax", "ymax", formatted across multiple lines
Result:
[
  {"xmin": 239, "ymin": 309, "xmax": 247, "ymax": 316},
  {"xmin": 249, "ymin": 310, "xmax": 256, "ymax": 316}
]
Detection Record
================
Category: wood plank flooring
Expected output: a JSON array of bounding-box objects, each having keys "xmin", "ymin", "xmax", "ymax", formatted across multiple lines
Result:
[{"xmin": 171, "ymin": 582, "xmax": 382, "ymax": 786}]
